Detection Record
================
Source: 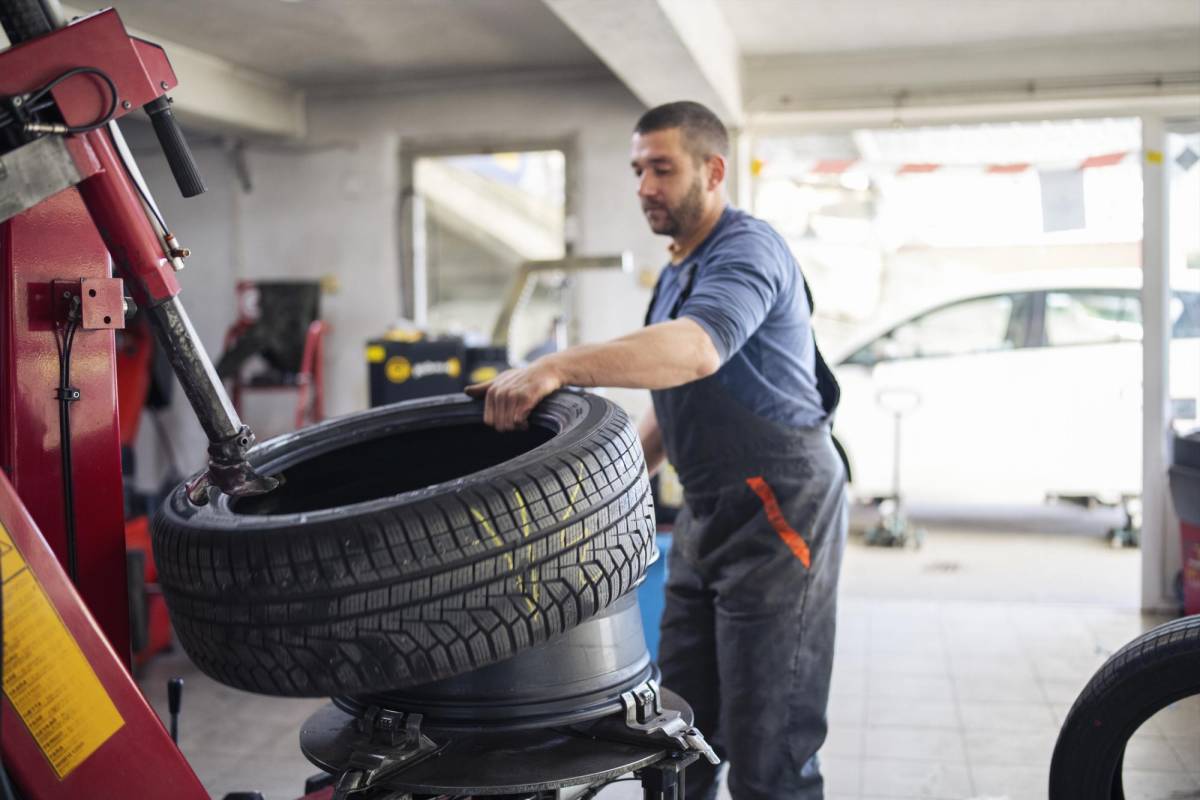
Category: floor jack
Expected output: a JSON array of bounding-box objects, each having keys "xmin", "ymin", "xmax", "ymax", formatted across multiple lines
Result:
[{"xmin": 864, "ymin": 388, "xmax": 926, "ymax": 548}]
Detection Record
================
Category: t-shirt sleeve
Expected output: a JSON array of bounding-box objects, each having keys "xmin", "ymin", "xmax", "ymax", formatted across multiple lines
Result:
[{"xmin": 678, "ymin": 234, "xmax": 786, "ymax": 363}]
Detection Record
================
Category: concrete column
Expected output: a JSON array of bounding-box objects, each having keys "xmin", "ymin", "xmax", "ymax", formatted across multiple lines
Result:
[{"xmin": 1141, "ymin": 115, "xmax": 1172, "ymax": 611}]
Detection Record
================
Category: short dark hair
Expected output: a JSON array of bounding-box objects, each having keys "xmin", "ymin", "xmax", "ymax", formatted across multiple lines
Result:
[{"xmin": 634, "ymin": 101, "xmax": 729, "ymax": 163}]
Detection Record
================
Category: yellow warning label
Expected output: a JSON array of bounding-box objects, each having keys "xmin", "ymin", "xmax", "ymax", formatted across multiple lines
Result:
[{"xmin": 1, "ymin": 523, "xmax": 124, "ymax": 778}]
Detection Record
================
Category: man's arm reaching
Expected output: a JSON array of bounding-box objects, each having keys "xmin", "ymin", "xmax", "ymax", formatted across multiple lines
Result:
[{"xmin": 465, "ymin": 317, "xmax": 720, "ymax": 431}]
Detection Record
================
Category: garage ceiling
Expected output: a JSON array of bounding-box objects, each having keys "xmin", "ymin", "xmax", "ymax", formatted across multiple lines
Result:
[
  {"xmin": 718, "ymin": 0, "xmax": 1197, "ymax": 54},
  {"xmin": 61, "ymin": 0, "xmax": 1200, "ymax": 135},
  {"xmin": 100, "ymin": 0, "xmax": 606, "ymax": 85}
]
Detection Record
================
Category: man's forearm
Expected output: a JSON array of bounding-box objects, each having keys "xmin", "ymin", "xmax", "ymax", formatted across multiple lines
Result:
[{"xmin": 541, "ymin": 318, "xmax": 720, "ymax": 391}]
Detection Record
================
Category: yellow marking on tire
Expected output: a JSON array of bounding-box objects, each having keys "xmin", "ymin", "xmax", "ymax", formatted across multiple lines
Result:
[
  {"xmin": 513, "ymin": 489, "xmax": 531, "ymax": 538},
  {"xmin": 527, "ymin": 567, "xmax": 541, "ymax": 616},
  {"xmin": 561, "ymin": 462, "xmax": 587, "ymax": 521},
  {"xmin": 470, "ymin": 507, "xmax": 513, "ymax": 570}
]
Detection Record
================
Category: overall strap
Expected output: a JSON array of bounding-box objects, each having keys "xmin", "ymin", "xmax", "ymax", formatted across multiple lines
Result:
[
  {"xmin": 643, "ymin": 262, "xmax": 700, "ymax": 326},
  {"xmin": 802, "ymin": 280, "xmax": 841, "ymax": 417}
]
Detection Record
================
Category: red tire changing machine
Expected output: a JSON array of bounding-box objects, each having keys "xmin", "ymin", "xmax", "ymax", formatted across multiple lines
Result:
[{"xmin": 0, "ymin": 6, "xmax": 319, "ymax": 798}]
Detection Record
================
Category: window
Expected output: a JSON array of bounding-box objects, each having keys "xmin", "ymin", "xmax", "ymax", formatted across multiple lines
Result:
[
  {"xmin": 1172, "ymin": 292, "xmax": 1200, "ymax": 339},
  {"xmin": 858, "ymin": 294, "xmax": 1018, "ymax": 363},
  {"xmin": 410, "ymin": 148, "xmax": 567, "ymax": 356},
  {"xmin": 1044, "ymin": 291, "xmax": 1141, "ymax": 346}
]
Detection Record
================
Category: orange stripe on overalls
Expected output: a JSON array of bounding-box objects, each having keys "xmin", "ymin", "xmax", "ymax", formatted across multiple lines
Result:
[{"xmin": 746, "ymin": 476, "xmax": 811, "ymax": 568}]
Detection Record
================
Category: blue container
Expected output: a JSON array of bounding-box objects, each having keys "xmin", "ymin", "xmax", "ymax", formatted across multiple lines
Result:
[{"xmin": 637, "ymin": 533, "xmax": 672, "ymax": 661}]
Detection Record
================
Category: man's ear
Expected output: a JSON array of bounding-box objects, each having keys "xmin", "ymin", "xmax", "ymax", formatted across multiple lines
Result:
[{"xmin": 706, "ymin": 154, "xmax": 727, "ymax": 191}]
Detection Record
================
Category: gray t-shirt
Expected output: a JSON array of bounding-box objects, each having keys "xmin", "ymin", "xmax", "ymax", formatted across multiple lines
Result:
[{"xmin": 646, "ymin": 206, "xmax": 826, "ymax": 428}]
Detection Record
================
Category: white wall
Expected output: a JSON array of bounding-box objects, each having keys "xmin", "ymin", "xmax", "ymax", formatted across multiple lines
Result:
[{"xmin": 130, "ymin": 76, "xmax": 662, "ymax": 489}]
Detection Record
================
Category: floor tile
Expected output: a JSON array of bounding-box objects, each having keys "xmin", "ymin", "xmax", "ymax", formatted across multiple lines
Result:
[
  {"xmin": 1123, "ymin": 732, "xmax": 1191, "ymax": 771},
  {"xmin": 823, "ymin": 724, "xmax": 866, "ymax": 758},
  {"xmin": 830, "ymin": 693, "xmax": 868, "ymax": 726},
  {"xmin": 948, "ymin": 654, "xmax": 1036, "ymax": 679},
  {"xmin": 970, "ymin": 763, "xmax": 1049, "ymax": 799},
  {"xmin": 953, "ymin": 674, "xmax": 1046, "ymax": 703},
  {"xmin": 1150, "ymin": 696, "xmax": 1200, "ymax": 736},
  {"xmin": 868, "ymin": 700, "xmax": 959, "ymax": 729},
  {"xmin": 821, "ymin": 755, "xmax": 863, "ymax": 796},
  {"xmin": 864, "ymin": 727, "xmax": 967, "ymax": 763},
  {"xmin": 861, "ymin": 758, "xmax": 973, "ymax": 798},
  {"xmin": 869, "ymin": 675, "xmax": 957, "ymax": 703},
  {"xmin": 958, "ymin": 701, "xmax": 1057, "ymax": 732},
  {"xmin": 1039, "ymin": 677, "xmax": 1089, "ymax": 704},
  {"xmin": 1166, "ymin": 734, "xmax": 1200, "ymax": 772},
  {"xmin": 870, "ymin": 651, "xmax": 951, "ymax": 677},
  {"xmin": 965, "ymin": 727, "xmax": 1057, "ymax": 768},
  {"xmin": 1121, "ymin": 770, "xmax": 1200, "ymax": 799},
  {"xmin": 832, "ymin": 667, "xmax": 869, "ymax": 697},
  {"xmin": 1030, "ymin": 652, "xmax": 1107, "ymax": 681}
]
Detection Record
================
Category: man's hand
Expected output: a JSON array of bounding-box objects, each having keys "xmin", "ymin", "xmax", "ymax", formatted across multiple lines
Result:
[{"xmin": 465, "ymin": 358, "xmax": 565, "ymax": 432}]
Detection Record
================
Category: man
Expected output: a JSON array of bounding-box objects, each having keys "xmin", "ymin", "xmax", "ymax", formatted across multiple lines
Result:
[{"xmin": 466, "ymin": 101, "xmax": 847, "ymax": 799}]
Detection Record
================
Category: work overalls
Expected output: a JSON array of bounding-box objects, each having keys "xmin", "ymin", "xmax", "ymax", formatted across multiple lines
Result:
[{"xmin": 647, "ymin": 264, "xmax": 848, "ymax": 800}]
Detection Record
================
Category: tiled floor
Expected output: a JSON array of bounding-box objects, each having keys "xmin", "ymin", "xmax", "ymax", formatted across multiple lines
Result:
[{"xmin": 136, "ymin": 527, "xmax": 1200, "ymax": 800}]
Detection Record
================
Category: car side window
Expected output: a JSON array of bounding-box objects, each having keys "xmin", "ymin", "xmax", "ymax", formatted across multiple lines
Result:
[
  {"xmin": 1045, "ymin": 291, "xmax": 1141, "ymax": 346},
  {"xmin": 862, "ymin": 294, "xmax": 1018, "ymax": 363},
  {"xmin": 1172, "ymin": 292, "xmax": 1200, "ymax": 339}
]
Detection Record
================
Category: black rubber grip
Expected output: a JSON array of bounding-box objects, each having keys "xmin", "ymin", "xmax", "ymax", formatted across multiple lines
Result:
[
  {"xmin": 143, "ymin": 96, "xmax": 206, "ymax": 198},
  {"xmin": 167, "ymin": 677, "xmax": 183, "ymax": 714},
  {"xmin": 0, "ymin": 0, "xmax": 55, "ymax": 44}
]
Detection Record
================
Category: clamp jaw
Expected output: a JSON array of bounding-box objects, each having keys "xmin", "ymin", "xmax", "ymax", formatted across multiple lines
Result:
[{"xmin": 620, "ymin": 680, "xmax": 720, "ymax": 766}]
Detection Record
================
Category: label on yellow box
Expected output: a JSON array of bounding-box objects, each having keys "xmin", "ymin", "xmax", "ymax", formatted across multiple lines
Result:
[{"xmin": 0, "ymin": 522, "xmax": 124, "ymax": 778}]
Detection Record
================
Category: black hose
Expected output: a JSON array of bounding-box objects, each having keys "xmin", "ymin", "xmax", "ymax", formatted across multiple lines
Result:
[
  {"xmin": 25, "ymin": 66, "xmax": 119, "ymax": 134},
  {"xmin": 56, "ymin": 311, "xmax": 80, "ymax": 583}
]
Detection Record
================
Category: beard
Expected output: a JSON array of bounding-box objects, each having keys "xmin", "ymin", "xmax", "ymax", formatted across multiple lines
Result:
[{"xmin": 642, "ymin": 177, "xmax": 705, "ymax": 237}]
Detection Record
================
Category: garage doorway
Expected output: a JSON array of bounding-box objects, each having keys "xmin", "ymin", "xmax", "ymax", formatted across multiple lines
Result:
[
  {"xmin": 399, "ymin": 141, "xmax": 574, "ymax": 360},
  {"xmin": 749, "ymin": 116, "xmax": 1181, "ymax": 606}
]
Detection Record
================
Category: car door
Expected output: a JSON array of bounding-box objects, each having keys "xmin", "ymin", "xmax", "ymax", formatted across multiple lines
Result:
[
  {"xmin": 834, "ymin": 292, "xmax": 1039, "ymax": 505},
  {"xmin": 1029, "ymin": 289, "xmax": 1143, "ymax": 502}
]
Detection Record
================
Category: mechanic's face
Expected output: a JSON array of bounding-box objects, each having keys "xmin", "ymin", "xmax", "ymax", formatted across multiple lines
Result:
[{"xmin": 631, "ymin": 128, "xmax": 710, "ymax": 238}]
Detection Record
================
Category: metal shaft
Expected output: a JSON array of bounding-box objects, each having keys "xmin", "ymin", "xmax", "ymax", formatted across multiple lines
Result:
[{"xmin": 145, "ymin": 298, "xmax": 242, "ymax": 443}]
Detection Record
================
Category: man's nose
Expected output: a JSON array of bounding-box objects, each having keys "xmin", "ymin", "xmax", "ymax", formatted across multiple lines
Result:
[{"xmin": 637, "ymin": 174, "xmax": 656, "ymax": 198}]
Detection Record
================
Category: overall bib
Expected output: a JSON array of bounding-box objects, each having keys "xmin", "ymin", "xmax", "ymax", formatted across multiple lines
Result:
[{"xmin": 648, "ymin": 267, "xmax": 848, "ymax": 799}]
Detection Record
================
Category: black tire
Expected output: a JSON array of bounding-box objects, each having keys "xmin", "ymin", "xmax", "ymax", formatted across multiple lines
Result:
[
  {"xmin": 152, "ymin": 392, "xmax": 656, "ymax": 697},
  {"xmin": 1049, "ymin": 614, "xmax": 1200, "ymax": 799}
]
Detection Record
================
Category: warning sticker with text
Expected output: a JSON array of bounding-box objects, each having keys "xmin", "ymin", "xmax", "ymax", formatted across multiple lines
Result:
[{"xmin": 1, "ymin": 522, "xmax": 124, "ymax": 778}]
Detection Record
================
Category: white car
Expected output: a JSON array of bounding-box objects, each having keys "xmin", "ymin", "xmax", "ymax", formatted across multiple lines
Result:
[{"xmin": 830, "ymin": 270, "xmax": 1200, "ymax": 511}]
